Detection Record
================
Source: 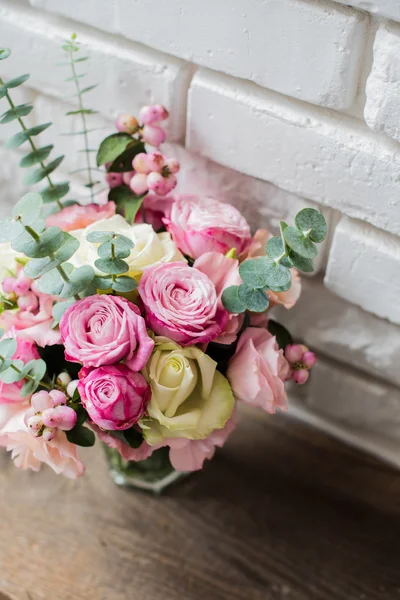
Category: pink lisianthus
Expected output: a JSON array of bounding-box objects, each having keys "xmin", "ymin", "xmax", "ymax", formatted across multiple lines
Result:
[
  {"xmin": 164, "ymin": 406, "xmax": 237, "ymax": 471},
  {"xmin": 2, "ymin": 283, "xmax": 61, "ymax": 347},
  {"xmin": 164, "ymin": 195, "xmax": 252, "ymax": 259},
  {"xmin": 0, "ymin": 337, "xmax": 40, "ymax": 405},
  {"xmin": 78, "ymin": 365, "xmax": 150, "ymax": 431},
  {"xmin": 138, "ymin": 262, "xmax": 228, "ymax": 346},
  {"xmin": 60, "ymin": 295, "xmax": 154, "ymax": 370},
  {"xmin": 46, "ymin": 202, "xmax": 116, "ymax": 232},
  {"xmin": 194, "ymin": 252, "xmax": 244, "ymax": 345},
  {"xmin": 91, "ymin": 424, "xmax": 155, "ymax": 461},
  {"xmin": 227, "ymin": 328, "xmax": 291, "ymax": 414},
  {"xmin": 0, "ymin": 409, "xmax": 85, "ymax": 478}
]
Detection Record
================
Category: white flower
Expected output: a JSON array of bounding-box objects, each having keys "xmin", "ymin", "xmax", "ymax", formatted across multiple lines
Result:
[
  {"xmin": 69, "ymin": 215, "xmax": 186, "ymax": 279},
  {"xmin": 0, "ymin": 242, "xmax": 21, "ymax": 291}
]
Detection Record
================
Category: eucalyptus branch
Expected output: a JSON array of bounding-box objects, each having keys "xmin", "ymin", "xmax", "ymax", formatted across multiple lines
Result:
[{"xmin": 7, "ymin": 360, "xmax": 53, "ymax": 391}]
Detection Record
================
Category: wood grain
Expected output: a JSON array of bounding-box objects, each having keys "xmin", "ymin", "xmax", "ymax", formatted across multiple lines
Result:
[{"xmin": 1, "ymin": 405, "xmax": 399, "ymax": 600}]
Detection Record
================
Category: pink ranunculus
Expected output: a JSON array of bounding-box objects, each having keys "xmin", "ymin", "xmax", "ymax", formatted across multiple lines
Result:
[
  {"xmin": 164, "ymin": 195, "xmax": 252, "ymax": 259},
  {"xmin": 227, "ymin": 328, "xmax": 291, "ymax": 414},
  {"xmin": 91, "ymin": 424, "xmax": 155, "ymax": 461},
  {"xmin": 138, "ymin": 262, "xmax": 228, "ymax": 346},
  {"xmin": 2, "ymin": 284, "xmax": 61, "ymax": 347},
  {"xmin": 0, "ymin": 409, "xmax": 85, "ymax": 478},
  {"xmin": 194, "ymin": 251, "xmax": 244, "ymax": 345},
  {"xmin": 46, "ymin": 202, "xmax": 116, "ymax": 232},
  {"xmin": 60, "ymin": 295, "xmax": 154, "ymax": 370},
  {"xmin": 165, "ymin": 406, "xmax": 237, "ymax": 471},
  {"xmin": 78, "ymin": 365, "xmax": 150, "ymax": 431},
  {"xmin": 134, "ymin": 193, "xmax": 175, "ymax": 231},
  {"xmin": 0, "ymin": 337, "xmax": 40, "ymax": 405}
]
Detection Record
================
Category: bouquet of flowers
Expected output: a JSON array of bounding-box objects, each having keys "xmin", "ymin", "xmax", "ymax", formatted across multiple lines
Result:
[{"xmin": 0, "ymin": 40, "xmax": 325, "ymax": 490}]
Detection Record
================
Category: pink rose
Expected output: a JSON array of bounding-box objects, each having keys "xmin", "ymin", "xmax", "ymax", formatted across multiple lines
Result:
[
  {"xmin": 227, "ymin": 328, "xmax": 291, "ymax": 414},
  {"xmin": 60, "ymin": 295, "xmax": 154, "ymax": 370},
  {"xmin": 78, "ymin": 364, "xmax": 150, "ymax": 430},
  {"xmin": 164, "ymin": 195, "xmax": 251, "ymax": 259},
  {"xmin": 46, "ymin": 202, "xmax": 116, "ymax": 232},
  {"xmin": 138, "ymin": 262, "xmax": 228, "ymax": 345},
  {"xmin": 0, "ymin": 337, "xmax": 40, "ymax": 405},
  {"xmin": 194, "ymin": 251, "xmax": 244, "ymax": 345},
  {"xmin": 0, "ymin": 409, "xmax": 85, "ymax": 478}
]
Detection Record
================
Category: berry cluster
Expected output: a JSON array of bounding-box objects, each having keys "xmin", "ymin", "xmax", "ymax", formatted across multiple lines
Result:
[
  {"xmin": 285, "ymin": 344, "xmax": 317, "ymax": 385},
  {"xmin": 24, "ymin": 390, "xmax": 77, "ymax": 441}
]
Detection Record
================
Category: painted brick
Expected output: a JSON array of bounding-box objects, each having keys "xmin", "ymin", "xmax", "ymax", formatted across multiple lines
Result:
[
  {"xmin": 274, "ymin": 278, "xmax": 400, "ymax": 388},
  {"xmin": 0, "ymin": 148, "xmax": 29, "ymax": 218},
  {"xmin": 0, "ymin": 0, "xmax": 191, "ymax": 140},
  {"xmin": 333, "ymin": 0, "xmax": 400, "ymax": 22},
  {"xmin": 294, "ymin": 358, "xmax": 400, "ymax": 441},
  {"xmin": 28, "ymin": 0, "xmax": 368, "ymax": 110},
  {"xmin": 187, "ymin": 69, "xmax": 400, "ymax": 236},
  {"xmin": 364, "ymin": 23, "xmax": 400, "ymax": 144},
  {"xmin": 325, "ymin": 217, "xmax": 400, "ymax": 325},
  {"xmin": 164, "ymin": 143, "xmax": 331, "ymax": 273}
]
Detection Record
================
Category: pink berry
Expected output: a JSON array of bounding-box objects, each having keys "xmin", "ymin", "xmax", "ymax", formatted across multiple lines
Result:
[
  {"xmin": 122, "ymin": 171, "xmax": 135, "ymax": 186},
  {"xmin": 164, "ymin": 174, "xmax": 177, "ymax": 193},
  {"xmin": 26, "ymin": 415, "xmax": 42, "ymax": 436},
  {"xmin": 17, "ymin": 292, "xmax": 39, "ymax": 312},
  {"xmin": 105, "ymin": 172, "xmax": 123, "ymax": 188},
  {"xmin": 165, "ymin": 158, "xmax": 180, "ymax": 174},
  {"xmin": 302, "ymin": 351, "xmax": 317, "ymax": 369},
  {"xmin": 115, "ymin": 114, "xmax": 139, "ymax": 134},
  {"xmin": 13, "ymin": 276, "xmax": 31, "ymax": 296},
  {"xmin": 292, "ymin": 369, "xmax": 309, "ymax": 385},
  {"xmin": 42, "ymin": 405, "xmax": 76, "ymax": 431},
  {"xmin": 41, "ymin": 408, "xmax": 59, "ymax": 428},
  {"xmin": 31, "ymin": 390, "xmax": 53, "ymax": 413},
  {"xmin": 142, "ymin": 125, "xmax": 166, "ymax": 147},
  {"xmin": 129, "ymin": 173, "xmax": 149, "ymax": 195},
  {"xmin": 49, "ymin": 389, "xmax": 67, "ymax": 406},
  {"xmin": 139, "ymin": 104, "xmax": 169, "ymax": 126},
  {"xmin": 42, "ymin": 427, "xmax": 56, "ymax": 442},
  {"xmin": 67, "ymin": 380, "xmax": 79, "ymax": 398},
  {"xmin": 132, "ymin": 153, "xmax": 152, "ymax": 174},
  {"xmin": 285, "ymin": 344, "xmax": 304, "ymax": 364},
  {"xmin": 146, "ymin": 151, "xmax": 166, "ymax": 172},
  {"xmin": 147, "ymin": 171, "xmax": 168, "ymax": 196},
  {"xmin": 2, "ymin": 277, "xmax": 16, "ymax": 294}
]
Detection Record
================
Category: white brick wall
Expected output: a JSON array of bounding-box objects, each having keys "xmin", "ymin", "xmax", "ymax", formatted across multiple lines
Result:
[{"xmin": 1, "ymin": 0, "xmax": 400, "ymax": 455}]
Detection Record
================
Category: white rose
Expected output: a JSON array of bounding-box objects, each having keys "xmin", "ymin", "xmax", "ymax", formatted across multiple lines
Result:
[
  {"xmin": 69, "ymin": 215, "xmax": 186, "ymax": 279},
  {"xmin": 0, "ymin": 242, "xmax": 21, "ymax": 290}
]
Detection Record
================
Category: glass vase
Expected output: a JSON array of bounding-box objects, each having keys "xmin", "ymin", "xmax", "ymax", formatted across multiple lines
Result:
[{"xmin": 103, "ymin": 444, "xmax": 188, "ymax": 494}]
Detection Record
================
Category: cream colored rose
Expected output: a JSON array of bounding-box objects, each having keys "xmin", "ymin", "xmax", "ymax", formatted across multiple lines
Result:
[
  {"xmin": 69, "ymin": 215, "xmax": 185, "ymax": 279},
  {"xmin": 140, "ymin": 337, "xmax": 235, "ymax": 445},
  {"xmin": 0, "ymin": 242, "xmax": 21, "ymax": 291}
]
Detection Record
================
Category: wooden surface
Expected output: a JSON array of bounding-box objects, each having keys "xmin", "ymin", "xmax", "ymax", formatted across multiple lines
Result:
[{"xmin": 1, "ymin": 405, "xmax": 400, "ymax": 600}]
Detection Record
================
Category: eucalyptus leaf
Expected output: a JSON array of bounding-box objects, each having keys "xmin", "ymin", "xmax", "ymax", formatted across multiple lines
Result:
[
  {"xmin": 237, "ymin": 284, "xmax": 270, "ymax": 312},
  {"xmin": 23, "ymin": 155, "xmax": 64, "ymax": 185},
  {"xmin": 239, "ymin": 257, "xmax": 291, "ymax": 289},
  {"xmin": 12, "ymin": 226, "xmax": 64, "ymax": 258},
  {"xmin": 92, "ymin": 275, "xmax": 113, "ymax": 290},
  {"xmin": 97, "ymin": 242, "xmax": 130, "ymax": 259},
  {"xmin": 0, "ymin": 358, "xmax": 12, "ymax": 374},
  {"xmin": 283, "ymin": 227, "xmax": 317, "ymax": 259},
  {"xmin": 288, "ymin": 251, "xmax": 314, "ymax": 273},
  {"xmin": 0, "ymin": 361, "xmax": 24, "ymax": 384},
  {"xmin": 20, "ymin": 145, "xmax": 53, "ymax": 168},
  {"xmin": 96, "ymin": 132, "xmax": 133, "ymax": 167},
  {"xmin": 0, "ymin": 48, "xmax": 11, "ymax": 60},
  {"xmin": 86, "ymin": 231, "xmax": 113, "ymax": 243},
  {"xmin": 40, "ymin": 182, "xmax": 70, "ymax": 203},
  {"xmin": 0, "ymin": 218, "xmax": 24, "ymax": 242},
  {"xmin": 112, "ymin": 276, "xmax": 138, "ymax": 293},
  {"xmin": 221, "ymin": 285, "xmax": 246, "ymax": 314},
  {"xmin": 94, "ymin": 257, "xmax": 129, "ymax": 275},
  {"xmin": 52, "ymin": 298, "xmax": 75, "ymax": 323},
  {"xmin": 4, "ymin": 74, "xmax": 30, "ymax": 88},
  {"xmin": 5, "ymin": 123, "xmax": 52, "ymax": 149},
  {"xmin": 12, "ymin": 192, "xmax": 42, "ymax": 225},
  {"xmin": 295, "ymin": 208, "xmax": 327, "ymax": 243},
  {"xmin": 58, "ymin": 265, "xmax": 94, "ymax": 298},
  {"xmin": 0, "ymin": 104, "xmax": 33, "ymax": 124},
  {"xmin": 265, "ymin": 236, "xmax": 284, "ymax": 259},
  {"xmin": 0, "ymin": 337, "xmax": 17, "ymax": 358},
  {"xmin": 37, "ymin": 268, "xmax": 66, "ymax": 296}
]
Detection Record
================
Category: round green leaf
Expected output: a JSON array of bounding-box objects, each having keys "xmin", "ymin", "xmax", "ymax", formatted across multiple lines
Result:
[
  {"xmin": 52, "ymin": 298, "xmax": 75, "ymax": 323},
  {"xmin": 283, "ymin": 227, "xmax": 317, "ymax": 259},
  {"xmin": 221, "ymin": 285, "xmax": 246, "ymax": 314},
  {"xmin": 97, "ymin": 242, "xmax": 130, "ymax": 259},
  {"xmin": 20, "ymin": 145, "xmax": 53, "ymax": 168},
  {"xmin": 295, "ymin": 208, "xmax": 327, "ymax": 243},
  {"xmin": 0, "ymin": 218, "xmax": 24, "ymax": 242},
  {"xmin": 0, "ymin": 360, "xmax": 24, "ymax": 383},
  {"xmin": 12, "ymin": 226, "xmax": 64, "ymax": 258},
  {"xmin": 0, "ymin": 337, "xmax": 17, "ymax": 359},
  {"xmin": 4, "ymin": 74, "xmax": 30, "ymax": 89},
  {"xmin": 12, "ymin": 192, "xmax": 43, "ymax": 225},
  {"xmin": 40, "ymin": 182, "xmax": 70, "ymax": 203},
  {"xmin": 239, "ymin": 259, "xmax": 269, "ymax": 289},
  {"xmin": 24, "ymin": 235, "xmax": 78, "ymax": 279},
  {"xmin": 114, "ymin": 234, "xmax": 134, "ymax": 251},
  {"xmin": 86, "ymin": 231, "xmax": 113, "ymax": 243},
  {"xmin": 94, "ymin": 257, "xmax": 129, "ymax": 275},
  {"xmin": 37, "ymin": 268, "xmax": 66, "ymax": 295},
  {"xmin": 112, "ymin": 276, "xmax": 138, "ymax": 293},
  {"xmin": 92, "ymin": 275, "xmax": 113, "ymax": 290},
  {"xmin": 59, "ymin": 265, "xmax": 95, "ymax": 298},
  {"xmin": 288, "ymin": 251, "xmax": 314, "ymax": 273},
  {"xmin": 0, "ymin": 359, "xmax": 12, "ymax": 374},
  {"xmin": 237, "ymin": 284, "xmax": 269, "ymax": 313},
  {"xmin": 265, "ymin": 236, "xmax": 284, "ymax": 259}
]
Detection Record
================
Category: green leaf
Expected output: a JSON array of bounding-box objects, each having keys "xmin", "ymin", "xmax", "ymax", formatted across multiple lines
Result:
[
  {"xmin": 20, "ymin": 359, "xmax": 47, "ymax": 396},
  {"xmin": 113, "ymin": 234, "xmax": 134, "ymax": 251},
  {"xmin": 0, "ymin": 358, "xmax": 12, "ymax": 374},
  {"xmin": 239, "ymin": 257, "xmax": 291, "ymax": 289},
  {"xmin": 267, "ymin": 320, "xmax": 293, "ymax": 350},
  {"xmin": 78, "ymin": 84, "xmax": 98, "ymax": 95},
  {"xmin": 96, "ymin": 132, "xmax": 133, "ymax": 167},
  {"xmin": 40, "ymin": 182, "xmax": 70, "ymax": 203},
  {"xmin": 108, "ymin": 141, "xmax": 146, "ymax": 172},
  {"xmin": 20, "ymin": 145, "xmax": 53, "ymax": 168},
  {"xmin": 265, "ymin": 236, "xmax": 284, "ymax": 259},
  {"xmin": 5, "ymin": 123, "xmax": 52, "ymax": 149},
  {"xmin": 97, "ymin": 242, "xmax": 130, "ymax": 259},
  {"xmin": 108, "ymin": 186, "xmax": 145, "ymax": 224},
  {"xmin": 288, "ymin": 251, "xmax": 314, "ymax": 273},
  {"xmin": 0, "ymin": 48, "xmax": 11, "ymax": 60},
  {"xmin": 0, "ymin": 218, "xmax": 24, "ymax": 242},
  {"xmin": 0, "ymin": 361, "xmax": 24, "ymax": 384},
  {"xmin": 0, "ymin": 86, "xmax": 7, "ymax": 99},
  {"xmin": 52, "ymin": 298, "xmax": 75, "ymax": 323},
  {"xmin": 24, "ymin": 234, "xmax": 79, "ymax": 278},
  {"xmin": 12, "ymin": 226, "xmax": 64, "ymax": 258},
  {"xmin": 66, "ymin": 425, "xmax": 95, "ymax": 447},
  {"xmin": 59, "ymin": 265, "xmax": 95, "ymax": 298},
  {"xmin": 238, "ymin": 284, "xmax": 270, "ymax": 312},
  {"xmin": 66, "ymin": 108, "xmax": 97, "ymax": 115},
  {"xmin": 123, "ymin": 427, "xmax": 143, "ymax": 449},
  {"xmin": 283, "ymin": 227, "xmax": 317, "ymax": 260},
  {"xmin": 221, "ymin": 285, "xmax": 246, "ymax": 314},
  {"xmin": 295, "ymin": 208, "xmax": 327, "ymax": 243},
  {"xmin": 23, "ymin": 155, "xmax": 64, "ymax": 185},
  {"xmin": 86, "ymin": 231, "xmax": 113, "ymax": 243},
  {"xmin": 0, "ymin": 337, "xmax": 17, "ymax": 359},
  {"xmin": 12, "ymin": 192, "xmax": 43, "ymax": 225},
  {"xmin": 37, "ymin": 266, "xmax": 69, "ymax": 296},
  {"xmin": 112, "ymin": 276, "xmax": 138, "ymax": 293},
  {"xmin": 92, "ymin": 275, "xmax": 113, "ymax": 290},
  {"xmin": 94, "ymin": 257, "xmax": 129, "ymax": 275},
  {"xmin": 4, "ymin": 74, "xmax": 30, "ymax": 88},
  {"xmin": 0, "ymin": 103, "xmax": 33, "ymax": 124}
]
